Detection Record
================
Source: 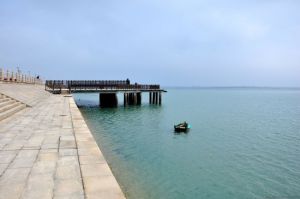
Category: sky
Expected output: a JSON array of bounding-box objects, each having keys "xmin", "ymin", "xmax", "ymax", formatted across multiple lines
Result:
[{"xmin": 0, "ymin": 0, "xmax": 300, "ymax": 87}]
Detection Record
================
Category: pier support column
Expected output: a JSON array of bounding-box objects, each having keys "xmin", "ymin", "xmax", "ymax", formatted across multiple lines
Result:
[
  {"xmin": 159, "ymin": 92, "xmax": 162, "ymax": 105},
  {"xmin": 127, "ymin": 93, "xmax": 130, "ymax": 105},
  {"xmin": 99, "ymin": 93, "xmax": 118, "ymax": 108},
  {"xmin": 126, "ymin": 92, "xmax": 141, "ymax": 106},
  {"xmin": 154, "ymin": 92, "xmax": 158, "ymax": 104},
  {"xmin": 124, "ymin": 93, "xmax": 128, "ymax": 106},
  {"xmin": 149, "ymin": 92, "xmax": 162, "ymax": 105},
  {"xmin": 152, "ymin": 92, "xmax": 156, "ymax": 104},
  {"xmin": 149, "ymin": 92, "xmax": 153, "ymax": 104},
  {"xmin": 137, "ymin": 92, "xmax": 142, "ymax": 105},
  {"xmin": 127, "ymin": 93, "xmax": 133, "ymax": 105},
  {"xmin": 134, "ymin": 93, "xmax": 137, "ymax": 105},
  {"xmin": 128, "ymin": 93, "xmax": 133, "ymax": 105}
]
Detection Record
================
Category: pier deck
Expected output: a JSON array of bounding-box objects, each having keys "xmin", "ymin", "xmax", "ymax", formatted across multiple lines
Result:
[
  {"xmin": 0, "ymin": 84, "xmax": 125, "ymax": 199},
  {"xmin": 45, "ymin": 80, "xmax": 165, "ymax": 92},
  {"xmin": 45, "ymin": 80, "xmax": 166, "ymax": 106}
]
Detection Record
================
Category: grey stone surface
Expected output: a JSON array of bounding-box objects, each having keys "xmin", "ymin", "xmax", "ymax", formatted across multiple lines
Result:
[
  {"xmin": 0, "ymin": 84, "xmax": 126, "ymax": 199},
  {"xmin": 0, "ymin": 168, "xmax": 31, "ymax": 199},
  {"xmin": 0, "ymin": 164, "xmax": 8, "ymax": 176}
]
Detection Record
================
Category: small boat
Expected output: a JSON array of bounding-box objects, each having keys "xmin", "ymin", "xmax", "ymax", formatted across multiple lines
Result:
[{"xmin": 174, "ymin": 122, "xmax": 191, "ymax": 132}]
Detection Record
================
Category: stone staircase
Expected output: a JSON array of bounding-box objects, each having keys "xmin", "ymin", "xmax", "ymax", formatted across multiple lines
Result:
[{"xmin": 0, "ymin": 93, "xmax": 26, "ymax": 121}]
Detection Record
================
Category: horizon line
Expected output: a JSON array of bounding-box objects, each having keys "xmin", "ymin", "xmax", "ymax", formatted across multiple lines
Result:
[{"xmin": 162, "ymin": 86, "xmax": 300, "ymax": 89}]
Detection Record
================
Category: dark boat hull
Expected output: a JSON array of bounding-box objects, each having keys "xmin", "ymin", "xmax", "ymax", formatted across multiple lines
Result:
[{"xmin": 174, "ymin": 124, "xmax": 190, "ymax": 132}]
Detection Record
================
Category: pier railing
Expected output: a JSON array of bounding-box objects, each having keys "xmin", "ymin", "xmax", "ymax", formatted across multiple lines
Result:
[
  {"xmin": 45, "ymin": 80, "xmax": 161, "ymax": 92},
  {"xmin": 0, "ymin": 68, "xmax": 43, "ymax": 84}
]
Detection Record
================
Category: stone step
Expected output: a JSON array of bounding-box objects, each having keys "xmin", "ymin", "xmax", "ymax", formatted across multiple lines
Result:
[
  {"xmin": 0, "ymin": 99, "xmax": 15, "ymax": 108},
  {"xmin": 0, "ymin": 101, "xmax": 22, "ymax": 113},
  {"xmin": 0, "ymin": 103, "xmax": 26, "ymax": 121},
  {"xmin": 0, "ymin": 98, "xmax": 10, "ymax": 103}
]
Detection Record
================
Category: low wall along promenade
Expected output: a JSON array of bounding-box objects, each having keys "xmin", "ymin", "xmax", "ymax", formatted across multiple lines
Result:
[{"xmin": 0, "ymin": 82, "xmax": 126, "ymax": 199}]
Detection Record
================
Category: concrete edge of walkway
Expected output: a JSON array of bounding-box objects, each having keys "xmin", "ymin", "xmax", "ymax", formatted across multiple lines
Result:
[{"xmin": 69, "ymin": 97, "xmax": 126, "ymax": 199}]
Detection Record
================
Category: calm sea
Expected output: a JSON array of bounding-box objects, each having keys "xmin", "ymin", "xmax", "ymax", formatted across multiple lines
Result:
[{"xmin": 73, "ymin": 88, "xmax": 300, "ymax": 199}]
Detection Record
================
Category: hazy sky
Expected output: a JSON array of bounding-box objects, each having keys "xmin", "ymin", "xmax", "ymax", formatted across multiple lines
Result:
[{"xmin": 0, "ymin": 0, "xmax": 299, "ymax": 86}]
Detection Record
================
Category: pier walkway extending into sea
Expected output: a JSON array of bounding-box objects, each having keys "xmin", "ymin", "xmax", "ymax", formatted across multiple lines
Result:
[
  {"xmin": 45, "ymin": 80, "xmax": 166, "ymax": 107},
  {"xmin": 0, "ymin": 83, "xmax": 125, "ymax": 199}
]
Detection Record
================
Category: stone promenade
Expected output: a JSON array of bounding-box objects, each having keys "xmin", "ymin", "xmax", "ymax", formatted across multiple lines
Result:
[{"xmin": 0, "ymin": 85, "xmax": 125, "ymax": 199}]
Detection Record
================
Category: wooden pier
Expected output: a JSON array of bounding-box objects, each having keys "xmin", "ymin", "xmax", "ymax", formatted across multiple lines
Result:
[{"xmin": 45, "ymin": 80, "xmax": 166, "ymax": 107}]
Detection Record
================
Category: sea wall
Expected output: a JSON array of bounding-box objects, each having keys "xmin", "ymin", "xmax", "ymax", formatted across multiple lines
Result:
[{"xmin": 69, "ymin": 97, "xmax": 126, "ymax": 198}]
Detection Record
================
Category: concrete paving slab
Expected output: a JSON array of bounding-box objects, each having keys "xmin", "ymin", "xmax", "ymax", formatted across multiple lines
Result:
[
  {"xmin": 21, "ymin": 174, "xmax": 54, "ymax": 199},
  {"xmin": 81, "ymin": 163, "xmax": 112, "ymax": 178},
  {"xmin": 53, "ymin": 179, "xmax": 84, "ymax": 197},
  {"xmin": 0, "ymin": 168, "xmax": 31, "ymax": 199},
  {"xmin": 0, "ymin": 151, "xmax": 17, "ymax": 164},
  {"xmin": 83, "ymin": 176, "xmax": 125, "ymax": 199},
  {"xmin": 79, "ymin": 155, "xmax": 106, "ymax": 165},
  {"xmin": 0, "ymin": 164, "xmax": 8, "ymax": 175},
  {"xmin": 59, "ymin": 149, "xmax": 77, "ymax": 156}
]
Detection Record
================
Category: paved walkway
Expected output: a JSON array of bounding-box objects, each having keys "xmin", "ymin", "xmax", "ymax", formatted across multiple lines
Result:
[
  {"xmin": 0, "ymin": 86, "xmax": 125, "ymax": 199},
  {"xmin": 0, "ymin": 83, "xmax": 50, "ymax": 107}
]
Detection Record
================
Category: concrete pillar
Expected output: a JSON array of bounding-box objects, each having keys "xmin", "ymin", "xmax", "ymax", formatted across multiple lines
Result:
[
  {"xmin": 124, "ymin": 93, "xmax": 131, "ymax": 106},
  {"xmin": 128, "ymin": 93, "xmax": 131, "ymax": 105},
  {"xmin": 127, "ymin": 93, "xmax": 130, "ymax": 105},
  {"xmin": 159, "ymin": 92, "xmax": 162, "ymax": 105},
  {"xmin": 149, "ymin": 92, "xmax": 152, "ymax": 104},
  {"xmin": 127, "ymin": 93, "xmax": 133, "ymax": 105},
  {"xmin": 124, "ymin": 93, "xmax": 127, "ymax": 106},
  {"xmin": 134, "ymin": 93, "xmax": 137, "ymax": 105},
  {"xmin": 124, "ymin": 92, "xmax": 142, "ymax": 106},
  {"xmin": 99, "ymin": 93, "xmax": 118, "ymax": 108},
  {"xmin": 152, "ymin": 92, "xmax": 155, "ymax": 104},
  {"xmin": 137, "ymin": 92, "xmax": 142, "ymax": 105},
  {"xmin": 151, "ymin": 92, "xmax": 154, "ymax": 104},
  {"xmin": 131, "ymin": 93, "xmax": 135, "ymax": 105}
]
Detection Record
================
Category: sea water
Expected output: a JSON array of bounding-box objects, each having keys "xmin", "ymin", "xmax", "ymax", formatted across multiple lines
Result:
[{"xmin": 73, "ymin": 88, "xmax": 300, "ymax": 199}]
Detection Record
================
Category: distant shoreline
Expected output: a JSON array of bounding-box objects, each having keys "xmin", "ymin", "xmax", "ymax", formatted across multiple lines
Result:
[{"xmin": 163, "ymin": 86, "xmax": 300, "ymax": 90}]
